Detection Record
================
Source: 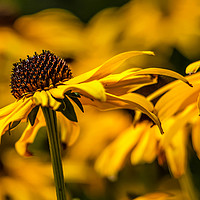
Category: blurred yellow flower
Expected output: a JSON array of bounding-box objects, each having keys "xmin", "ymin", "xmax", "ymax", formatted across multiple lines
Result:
[
  {"xmin": 0, "ymin": 150, "xmax": 56, "ymax": 200},
  {"xmin": 95, "ymin": 64, "xmax": 194, "ymax": 178}
]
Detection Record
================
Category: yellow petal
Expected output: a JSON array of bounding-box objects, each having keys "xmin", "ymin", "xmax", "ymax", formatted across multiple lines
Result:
[
  {"xmin": 102, "ymin": 74, "xmax": 157, "ymax": 96},
  {"xmin": 142, "ymin": 130, "xmax": 158, "ymax": 163},
  {"xmin": 0, "ymin": 98, "xmax": 34, "ymax": 137},
  {"xmin": 33, "ymin": 91, "xmax": 49, "ymax": 107},
  {"xmin": 0, "ymin": 100, "xmax": 21, "ymax": 118},
  {"xmin": 147, "ymin": 79, "xmax": 182, "ymax": 101},
  {"xmin": 155, "ymin": 83, "xmax": 200, "ymax": 120},
  {"xmin": 132, "ymin": 68, "xmax": 192, "ymax": 87},
  {"xmin": 160, "ymin": 104, "xmax": 196, "ymax": 149},
  {"xmin": 15, "ymin": 110, "xmax": 45, "ymax": 157},
  {"xmin": 165, "ymin": 129, "xmax": 187, "ymax": 178},
  {"xmin": 100, "ymin": 72, "xmax": 156, "ymax": 88},
  {"xmin": 57, "ymin": 112, "xmax": 80, "ymax": 146},
  {"xmin": 46, "ymin": 91, "xmax": 61, "ymax": 110},
  {"xmin": 185, "ymin": 60, "xmax": 200, "ymax": 74},
  {"xmin": 33, "ymin": 91, "xmax": 61, "ymax": 110},
  {"xmin": 191, "ymin": 118, "xmax": 200, "ymax": 159},
  {"xmin": 131, "ymin": 125, "xmax": 151, "ymax": 164},
  {"xmin": 66, "ymin": 51, "xmax": 154, "ymax": 84},
  {"xmin": 81, "ymin": 93, "xmax": 164, "ymax": 134},
  {"xmin": 50, "ymin": 80, "xmax": 106, "ymax": 102},
  {"xmin": 95, "ymin": 125, "xmax": 142, "ymax": 177}
]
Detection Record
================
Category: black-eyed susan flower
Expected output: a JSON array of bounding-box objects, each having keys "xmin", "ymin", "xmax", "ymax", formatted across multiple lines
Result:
[{"xmin": 1, "ymin": 50, "xmax": 191, "ymax": 152}]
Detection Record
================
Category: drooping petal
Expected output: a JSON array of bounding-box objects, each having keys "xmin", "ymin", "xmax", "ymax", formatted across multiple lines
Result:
[
  {"xmin": 159, "ymin": 104, "xmax": 196, "ymax": 150},
  {"xmin": 165, "ymin": 128, "xmax": 187, "ymax": 178},
  {"xmin": 131, "ymin": 68, "xmax": 192, "ymax": 87},
  {"xmin": 33, "ymin": 91, "xmax": 61, "ymax": 110},
  {"xmin": 15, "ymin": 115, "xmax": 45, "ymax": 157},
  {"xmin": 155, "ymin": 83, "xmax": 199, "ymax": 120},
  {"xmin": 50, "ymin": 80, "xmax": 106, "ymax": 102},
  {"xmin": 57, "ymin": 112, "xmax": 80, "ymax": 147},
  {"xmin": 0, "ymin": 100, "xmax": 22, "ymax": 118},
  {"xmin": 142, "ymin": 129, "xmax": 159, "ymax": 163},
  {"xmin": 95, "ymin": 125, "xmax": 142, "ymax": 177},
  {"xmin": 0, "ymin": 98, "xmax": 34, "ymax": 138},
  {"xmin": 185, "ymin": 60, "xmax": 200, "ymax": 74},
  {"xmin": 46, "ymin": 91, "xmax": 61, "ymax": 110},
  {"xmin": 65, "ymin": 51, "xmax": 154, "ymax": 84},
  {"xmin": 131, "ymin": 122, "xmax": 156, "ymax": 165},
  {"xmin": 81, "ymin": 93, "xmax": 164, "ymax": 134},
  {"xmin": 33, "ymin": 91, "xmax": 49, "ymax": 107}
]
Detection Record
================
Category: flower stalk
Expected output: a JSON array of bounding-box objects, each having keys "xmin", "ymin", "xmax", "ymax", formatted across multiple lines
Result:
[
  {"xmin": 178, "ymin": 168, "xmax": 199, "ymax": 200},
  {"xmin": 42, "ymin": 107, "xmax": 66, "ymax": 200}
]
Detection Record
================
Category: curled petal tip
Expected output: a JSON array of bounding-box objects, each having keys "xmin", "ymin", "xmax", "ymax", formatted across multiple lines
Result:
[
  {"xmin": 187, "ymin": 81, "xmax": 193, "ymax": 87},
  {"xmin": 145, "ymin": 51, "xmax": 155, "ymax": 56}
]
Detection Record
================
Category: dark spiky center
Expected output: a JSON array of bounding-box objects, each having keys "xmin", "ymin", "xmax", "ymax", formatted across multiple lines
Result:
[{"xmin": 10, "ymin": 50, "xmax": 73, "ymax": 99}]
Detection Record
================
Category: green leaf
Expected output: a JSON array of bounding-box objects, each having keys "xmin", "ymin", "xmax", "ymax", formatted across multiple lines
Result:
[
  {"xmin": 7, "ymin": 121, "xmax": 21, "ymax": 135},
  {"xmin": 58, "ymin": 96, "xmax": 78, "ymax": 122},
  {"xmin": 28, "ymin": 106, "xmax": 39, "ymax": 126},
  {"xmin": 66, "ymin": 91, "xmax": 84, "ymax": 112},
  {"xmin": 68, "ymin": 96, "xmax": 84, "ymax": 113}
]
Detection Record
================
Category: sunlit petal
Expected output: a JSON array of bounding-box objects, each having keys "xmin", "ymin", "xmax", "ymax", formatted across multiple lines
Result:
[
  {"xmin": 95, "ymin": 125, "xmax": 142, "ymax": 177},
  {"xmin": 185, "ymin": 60, "xmax": 200, "ymax": 74},
  {"xmin": 132, "ymin": 68, "xmax": 192, "ymax": 87},
  {"xmin": 57, "ymin": 112, "xmax": 80, "ymax": 147},
  {"xmin": 0, "ymin": 98, "xmax": 34, "ymax": 137},
  {"xmin": 50, "ymin": 80, "xmax": 106, "ymax": 102},
  {"xmin": 159, "ymin": 104, "xmax": 196, "ymax": 149},
  {"xmin": 0, "ymin": 100, "xmax": 21, "ymax": 118},
  {"xmin": 33, "ymin": 91, "xmax": 49, "ymax": 107},
  {"xmin": 15, "ymin": 109, "xmax": 45, "ymax": 156},
  {"xmin": 81, "ymin": 93, "xmax": 163, "ymax": 134},
  {"xmin": 65, "ymin": 51, "xmax": 154, "ymax": 84}
]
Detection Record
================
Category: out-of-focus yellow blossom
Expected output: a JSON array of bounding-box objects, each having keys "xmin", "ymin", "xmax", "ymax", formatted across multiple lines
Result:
[
  {"xmin": 0, "ymin": 150, "xmax": 104, "ymax": 200},
  {"xmin": 14, "ymin": 9, "xmax": 84, "ymax": 57},
  {"xmin": 153, "ymin": 61, "xmax": 200, "ymax": 160},
  {"xmin": 94, "ymin": 79, "xmax": 192, "ymax": 178},
  {"xmin": 95, "ymin": 63, "xmax": 200, "ymax": 178},
  {"xmin": 118, "ymin": 0, "xmax": 200, "ymax": 59},
  {"xmin": 0, "ymin": 150, "xmax": 56, "ymax": 200}
]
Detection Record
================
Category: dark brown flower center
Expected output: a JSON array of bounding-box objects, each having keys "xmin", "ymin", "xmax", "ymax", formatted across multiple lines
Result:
[{"xmin": 10, "ymin": 50, "xmax": 73, "ymax": 99}]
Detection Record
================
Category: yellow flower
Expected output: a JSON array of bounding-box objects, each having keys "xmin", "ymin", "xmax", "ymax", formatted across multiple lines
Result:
[
  {"xmin": 140, "ymin": 60, "xmax": 200, "ymax": 177},
  {"xmin": 95, "ymin": 66, "xmax": 194, "ymax": 178},
  {"xmin": 0, "ymin": 50, "xmax": 191, "ymax": 157}
]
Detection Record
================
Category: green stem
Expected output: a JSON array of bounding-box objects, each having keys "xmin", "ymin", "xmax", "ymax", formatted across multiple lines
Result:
[
  {"xmin": 42, "ymin": 107, "xmax": 66, "ymax": 200},
  {"xmin": 178, "ymin": 168, "xmax": 199, "ymax": 200}
]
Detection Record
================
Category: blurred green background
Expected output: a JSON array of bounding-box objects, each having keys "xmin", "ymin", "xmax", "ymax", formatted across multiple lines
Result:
[{"xmin": 0, "ymin": 0, "xmax": 129, "ymax": 22}]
